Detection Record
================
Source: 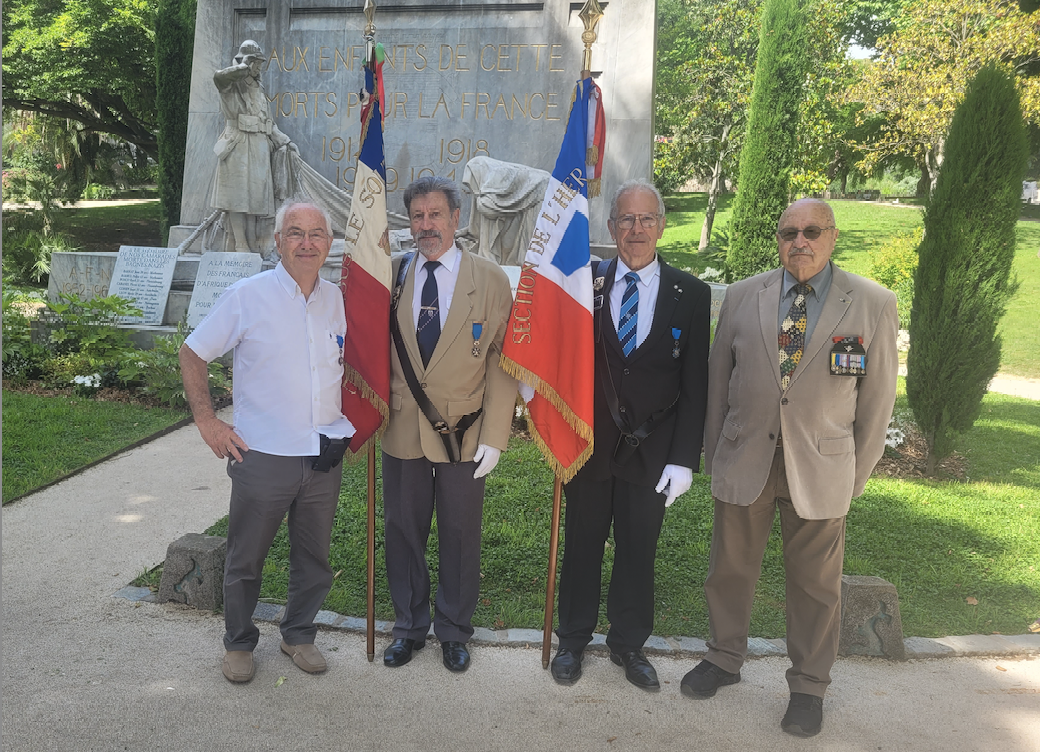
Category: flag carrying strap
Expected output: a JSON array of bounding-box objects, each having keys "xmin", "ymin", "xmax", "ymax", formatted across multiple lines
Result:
[
  {"xmin": 593, "ymin": 259, "xmax": 679, "ymax": 465},
  {"xmin": 390, "ymin": 253, "xmax": 483, "ymax": 464}
]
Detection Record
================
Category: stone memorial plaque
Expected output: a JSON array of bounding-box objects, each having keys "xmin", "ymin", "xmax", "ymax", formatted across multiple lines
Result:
[
  {"xmin": 47, "ymin": 251, "xmax": 117, "ymax": 304},
  {"xmin": 187, "ymin": 252, "xmax": 264, "ymax": 327},
  {"xmin": 109, "ymin": 247, "xmax": 182, "ymax": 325},
  {"xmin": 181, "ymin": 0, "xmax": 653, "ymax": 247}
]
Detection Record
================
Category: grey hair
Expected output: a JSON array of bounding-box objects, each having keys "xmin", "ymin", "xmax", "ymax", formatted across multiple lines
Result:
[
  {"xmin": 274, "ymin": 201, "xmax": 333, "ymax": 236},
  {"xmin": 609, "ymin": 178, "xmax": 666, "ymax": 220},
  {"xmin": 403, "ymin": 176, "xmax": 462, "ymax": 215}
]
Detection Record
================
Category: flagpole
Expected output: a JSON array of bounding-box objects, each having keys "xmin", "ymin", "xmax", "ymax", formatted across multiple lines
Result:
[
  {"xmin": 540, "ymin": 0, "xmax": 605, "ymax": 670},
  {"xmin": 363, "ymin": 0, "xmax": 378, "ymax": 664}
]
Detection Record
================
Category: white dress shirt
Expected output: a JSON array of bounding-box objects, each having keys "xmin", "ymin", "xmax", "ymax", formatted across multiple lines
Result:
[
  {"xmin": 185, "ymin": 263, "xmax": 347, "ymax": 456},
  {"xmin": 610, "ymin": 256, "xmax": 660, "ymax": 349},
  {"xmin": 411, "ymin": 244, "xmax": 462, "ymax": 329}
]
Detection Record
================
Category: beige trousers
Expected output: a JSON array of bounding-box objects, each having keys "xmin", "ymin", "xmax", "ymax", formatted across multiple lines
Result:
[{"xmin": 704, "ymin": 446, "xmax": 846, "ymax": 697}]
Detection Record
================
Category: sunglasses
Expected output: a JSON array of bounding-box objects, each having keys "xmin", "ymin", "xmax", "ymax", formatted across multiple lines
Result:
[{"xmin": 777, "ymin": 225, "xmax": 835, "ymax": 242}]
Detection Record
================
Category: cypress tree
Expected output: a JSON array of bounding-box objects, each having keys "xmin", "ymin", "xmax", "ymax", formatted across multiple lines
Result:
[
  {"xmin": 906, "ymin": 64, "xmax": 1028, "ymax": 475},
  {"xmin": 155, "ymin": 0, "xmax": 197, "ymax": 244},
  {"xmin": 725, "ymin": 0, "xmax": 808, "ymax": 281}
]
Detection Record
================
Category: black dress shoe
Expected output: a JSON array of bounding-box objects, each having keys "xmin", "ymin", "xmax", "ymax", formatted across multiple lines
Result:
[
  {"xmin": 441, "ymin": 641, "xmax": 470, "ymax": 672},
  {"xmin": 609, "ymin": 649, "xmax": 660, "ymax": 691},
  {"xmin": 383, "ymin": 638, "xmax": 425, "ymax": 667},
  {"xmin": 550, "ymin": 648, "xmax": 583, "ymax": 685},
  {"xmin": 781, "ymin": 692, "xmax": 824, "ymax": 737},
  {"xmin": 680, "ymin": 659, "xmax": 741, "ymax": 698}
]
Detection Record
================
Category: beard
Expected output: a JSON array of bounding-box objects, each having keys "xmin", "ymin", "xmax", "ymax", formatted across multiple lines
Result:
[{"xmin": 416, "ymin": 231, "xmax": 444, "ymax": 258}]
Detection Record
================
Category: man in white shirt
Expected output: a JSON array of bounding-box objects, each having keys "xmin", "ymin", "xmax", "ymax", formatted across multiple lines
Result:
[
  {"xmin": 179, "ymin": 202, "xmax": 352, "ymax": 684},
  {"xmin": 550, "ymin": 179, "xmax": 711, "ymax": 690},
  {"xmin": 380, "ymin": 177, "xmax": 517, "ymax": 673}
]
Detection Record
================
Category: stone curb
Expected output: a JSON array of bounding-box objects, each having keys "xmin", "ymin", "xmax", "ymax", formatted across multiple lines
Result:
[{"xmin": 113, "ymin": 586, "xmax": 1040, "ymax": 659}]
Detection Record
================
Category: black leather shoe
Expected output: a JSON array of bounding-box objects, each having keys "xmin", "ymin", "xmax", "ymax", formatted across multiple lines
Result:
[
  {"xmin": 441, "ymin": 641, "xmax": 470, "ymax": 672},
  {"xmin": 609, "ymin": 649, "xmax": 660, "ymax": 691},
  {"xmin": 781, "ymin": 692, "xmax": 823, "ymax": 737},
  {"xmin": 680, "ymin": 659, "xmax": 741, "ymax": 698},
  {"xmin": 383, "ymin": 638, "xmax": 425, "ymax": 667},
  {"xmin": 550, "ymin": 648, "xmax": 584, "ymax": 685}
]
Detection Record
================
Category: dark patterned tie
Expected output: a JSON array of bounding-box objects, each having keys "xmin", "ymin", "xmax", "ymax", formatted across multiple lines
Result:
[
  {"xmin": 416, "ymin": 261, "xmax": 441, "ymax": 367},
  {"xmin": 619, "ymin": 271, "xmax": 639, "ymax": 357},
  {"xmin": 779, "ymin": 283, "xmax": 812, "ymax": 390}
]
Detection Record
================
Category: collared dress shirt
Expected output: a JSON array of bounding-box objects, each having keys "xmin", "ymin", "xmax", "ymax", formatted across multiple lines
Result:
[
  {"xmin": 410, "ymin": 244, "xmax": 462, "ymax": 329},
  {"xmin": 610, "ymin": 255, "xmax": 661, "ymax": 350},
  {"xmin": 185, "ymin": 262, "xmax": 347, "ymax": 456}
]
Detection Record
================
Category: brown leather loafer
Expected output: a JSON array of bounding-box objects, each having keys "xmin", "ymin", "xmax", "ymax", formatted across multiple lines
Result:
[
  {"xmin": 280, "ymin": 640, "xmax": 327, "ymax": 674},
  {"xmin": 222, "ymin": 650, "xmax": 255, "ymax": 683}
]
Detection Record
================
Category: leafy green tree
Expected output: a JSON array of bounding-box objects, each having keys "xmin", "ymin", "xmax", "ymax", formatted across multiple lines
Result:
[
  {"xmin": 155, "ymin": 0, "xmax": 197, "ymax": 241},
  {"xmin": 846, "ymin": 0, "xmax": 1039, "ymax": 195},
  {"xmin": 655, "ymin": 0, "xmax": 760, "ymax": 250},
  {"xmin": 906, "ymin": 64, "xmax": 1028, "ymax": 474},
  {"xmin": 725, "ymin": 0, "xmax": 809, "ymax": 280},
  {"xmin": 2, "ymin": 0, "xmax": 159, "ymax": 159}
]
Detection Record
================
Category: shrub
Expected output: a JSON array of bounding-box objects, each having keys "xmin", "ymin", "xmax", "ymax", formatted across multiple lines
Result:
[
  {"xmin": 119, "ymin": 322, "xmax": 230, "ymax": 408},
  {"xmin": 37, "ymin": 294, "xmax": 143, "ymax": 381},
  {"xmin": 1, "ymin": 289, "xmax": 48, "ymax": 383},
  {"xmin": 81, "ymin": 182, "xmax": 117, "ymax": 200},
  {"xmin": 869, "ymin": 227, "xmax": 922, "ymax": 329}
]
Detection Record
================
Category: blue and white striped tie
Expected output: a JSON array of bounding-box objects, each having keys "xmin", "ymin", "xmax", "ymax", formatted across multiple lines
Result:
[{"xmin": 619, "ymin": 271, "xmax": 639, "ymax": 357}]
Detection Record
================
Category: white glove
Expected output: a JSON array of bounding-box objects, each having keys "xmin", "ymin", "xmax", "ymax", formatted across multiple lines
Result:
[
  {"xmin": 655, "ymin": 464, "xmax": 693, "ymax": 507},
  {"xmin": 472, "ymin": 444, "xmax": 502, "ymax": 479}
]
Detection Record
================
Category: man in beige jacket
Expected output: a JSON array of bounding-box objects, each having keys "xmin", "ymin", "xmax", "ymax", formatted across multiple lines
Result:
[
  {"xmin": 681, "ymin": 199, "xmax": 898, "ymax": 738},
  {"xmin": 381, "ymin": 177, "xmax": 517, "ymax": 673}
]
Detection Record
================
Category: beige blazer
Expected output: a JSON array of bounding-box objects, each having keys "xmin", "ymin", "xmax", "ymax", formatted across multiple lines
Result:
[
  {"xmin": 704, "ymin": 265, "xmax": 898, "ymax": 519},
  {"xmin": 382, "ymin": 249, "xmax": 518, "ymax": 463}
]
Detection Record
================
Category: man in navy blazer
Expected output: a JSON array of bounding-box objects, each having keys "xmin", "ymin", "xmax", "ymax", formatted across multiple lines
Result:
[{"xmin": 550, "ymin": 179, "xmax": 711, "ymax": 690}]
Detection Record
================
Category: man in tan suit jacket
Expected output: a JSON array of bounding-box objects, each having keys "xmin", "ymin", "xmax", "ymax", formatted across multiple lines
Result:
[
  {"xmin": 681, "ymin": 199, "xmax": 898, "ymax": 738},
  {"xmin": 381, "ymin": 177, "xmax": 517, "ymax": 673}
]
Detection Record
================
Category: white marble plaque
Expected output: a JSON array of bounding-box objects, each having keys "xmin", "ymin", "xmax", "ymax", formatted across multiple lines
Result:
[
  {"xmin": 187, "ymin": 252, "xmax": 263, "ymax": 327},
  {"xmin": 109, "ymin": 247, "xmax": 182, "ymax": 324}
]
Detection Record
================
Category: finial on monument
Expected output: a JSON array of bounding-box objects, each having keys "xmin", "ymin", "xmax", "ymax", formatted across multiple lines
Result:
[{"xmin": 579, "ymin": 0, "xmax": 604, "ymax": 76}]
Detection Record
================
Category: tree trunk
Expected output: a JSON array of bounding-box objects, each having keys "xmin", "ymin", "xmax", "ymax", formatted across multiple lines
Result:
[
  {"xmin": 916, "ymin": 160, "xmax": 931, "ymax": 197},
  {"xmin": 699, "ymin": 162, "xmax": 724, "ymax": 251}
]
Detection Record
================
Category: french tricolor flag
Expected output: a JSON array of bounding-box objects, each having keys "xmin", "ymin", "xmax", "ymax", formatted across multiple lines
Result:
[
  {"xmin": 500, "ymin": 76, "xmax": 602, "ymax": 482},
  {"xmin": 340, "ymin": 54, "xmax": 391, "ymax": 453}
]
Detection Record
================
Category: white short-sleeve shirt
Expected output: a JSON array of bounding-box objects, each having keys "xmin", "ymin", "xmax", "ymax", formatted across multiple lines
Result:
[{"xmin": 184, "ymin": 263, "xmax": 347, "ymax": 456}]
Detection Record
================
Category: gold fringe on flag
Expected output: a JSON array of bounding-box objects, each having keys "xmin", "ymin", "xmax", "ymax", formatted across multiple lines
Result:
[
  {"xmin": 340, "ymin": 364, "xmax": 390, "ymax": 458},
  {"xmin": 499, "ymin": 354, "xmax": 595, "ymax": 484},
  {"xmin": 586, "ymin": 145, "xmax": 599, "ymax": 165},
  {"xmin": 587, "ymin": 178, "xmax": 601, "ymax": 198}
]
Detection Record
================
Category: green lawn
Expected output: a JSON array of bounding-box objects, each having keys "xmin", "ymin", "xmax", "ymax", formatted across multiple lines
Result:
[
  {"xmin": 1, "ymin": 390, "xmax": 189, "ymax": 503},
  {"xmin": 659, "ymin": 194, "xmax": 1040, "ymax": 378},
  {"xmin": 210, "ymin": 382, "xmax": 1039, "ymax": 639}
]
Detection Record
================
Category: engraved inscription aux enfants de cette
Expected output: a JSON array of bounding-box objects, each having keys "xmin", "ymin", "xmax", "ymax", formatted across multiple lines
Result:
[{"xmin": 263, "ymin": 41, "xmax": 569, "ymax": 193}]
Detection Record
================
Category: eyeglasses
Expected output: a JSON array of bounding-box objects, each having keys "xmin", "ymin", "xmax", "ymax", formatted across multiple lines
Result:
[
  {"xmin": 614, "ymin": 214, "xmax": 662, "ymax": 230},
  {"xmin": 283, "ymin": 229, "xmax": 330, "ymax": 243},
  {"xmin": 777, "ymin": 225, "xmax": 835, "ymax": 242}
]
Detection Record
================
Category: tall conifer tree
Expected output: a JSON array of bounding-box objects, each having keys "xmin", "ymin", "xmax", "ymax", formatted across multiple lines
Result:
[
  {"xmin": 725, "ymin": 0, "xmax": 808, "ymax": 280},
  {"xmin": 155, "ymin": 0, "xmax": 197, "ymax": 243},
  {"xmin": 907, "ymin": 64, "xmax": 1028, "ymax": 474}
]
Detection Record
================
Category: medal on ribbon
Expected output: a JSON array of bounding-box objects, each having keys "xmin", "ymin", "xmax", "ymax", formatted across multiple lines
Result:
[
  {"xmin": 472, "ymin": 322, "xmax": 483, "ymax": 357},
  {"xmin": 671, "ymin": 327, "xmax": 681, "ymax": 359}
]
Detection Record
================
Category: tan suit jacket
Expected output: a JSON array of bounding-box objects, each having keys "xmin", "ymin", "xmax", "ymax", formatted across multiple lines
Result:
[
  {"xmin": 704, "ymin": 265, "xmax": 898, "ymax": 519},
  {"xmin": 382, "ymin": 249, "xmax": 517, "ymax": 463}
]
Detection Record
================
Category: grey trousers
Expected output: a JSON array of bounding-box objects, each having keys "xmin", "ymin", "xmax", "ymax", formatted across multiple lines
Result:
[
  {"xmin": 703, "ymin": 446, "xmax": 846, "ymax": 697},
  {"xmin": 382, "ymin": 453, "xmax": 485, "ymax": 644},
  {"xmin": 223, "ymin": 450, "xmax": 342, "ymax": 652}
]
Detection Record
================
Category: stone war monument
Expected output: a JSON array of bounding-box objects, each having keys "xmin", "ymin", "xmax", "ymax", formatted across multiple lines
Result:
[{"xmin": 174, "ymin": 0, "xmax": 655, "ymax": 263}]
